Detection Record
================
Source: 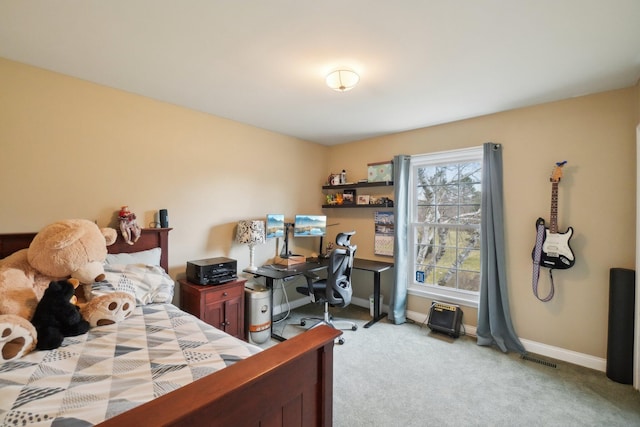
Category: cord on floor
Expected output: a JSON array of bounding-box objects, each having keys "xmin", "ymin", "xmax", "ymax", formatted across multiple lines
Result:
[{"xmin": 273, "ymin": 280, "xmax": 292, "ymax": 324}]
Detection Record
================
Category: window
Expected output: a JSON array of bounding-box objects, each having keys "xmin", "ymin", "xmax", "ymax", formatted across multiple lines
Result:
[{"xmin": 408, "ymin": 146, "xmax": 482, "ymax": 307}]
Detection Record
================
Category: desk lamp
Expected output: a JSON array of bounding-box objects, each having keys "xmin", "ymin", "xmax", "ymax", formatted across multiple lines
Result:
[{"xmin": 236, "ymin": 220, "xmax": 266, "ymax": 272}]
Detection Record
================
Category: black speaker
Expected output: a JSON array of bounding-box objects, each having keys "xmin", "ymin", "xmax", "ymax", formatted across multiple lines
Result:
[
  {"xmin": 606, "ymin": 268, "xmax": 635, "ymax": 384},
  {"xmin": 159, "ymin": 209, "xmax": 169, "ymax": 228},
  {"xmin": 427, "ymin": 302, "xmax": 462, "ymax": 338}
]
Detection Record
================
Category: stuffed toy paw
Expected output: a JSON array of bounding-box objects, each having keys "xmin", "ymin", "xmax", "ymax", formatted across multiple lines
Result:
[
  {"xmin": 81, "ymin": 291, "xmax": 135, "ymax": 327},
  {"xmin": 0, "ymin": 314, "xmax": 37, "ymax": 362},
  {"xmin": 31, "ymin": 278, "xmax": 90, "ymax": 350},
  {"xmin": 0, "ymin": 218, "xmax": 131, "ymax": 362}
]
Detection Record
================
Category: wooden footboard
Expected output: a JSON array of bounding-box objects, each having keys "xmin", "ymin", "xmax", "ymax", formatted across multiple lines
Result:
[{"xmin": 98, "ymin": 325, "xmax": 341, "ymax": 427}]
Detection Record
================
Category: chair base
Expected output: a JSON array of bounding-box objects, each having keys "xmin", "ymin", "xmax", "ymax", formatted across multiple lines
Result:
[{"xmin": 299, "ymin": 307, "xmax": 357, "ymax": 345}]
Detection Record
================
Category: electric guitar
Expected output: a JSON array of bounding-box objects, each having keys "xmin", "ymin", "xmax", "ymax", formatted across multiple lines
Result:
[{"xmin": 532, "ymin": 161, "xmax": 575, "ymax": 269}]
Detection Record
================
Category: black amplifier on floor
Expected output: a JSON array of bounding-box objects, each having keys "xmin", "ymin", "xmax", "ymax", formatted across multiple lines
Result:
[
  {"xmin": 427, "ymin": 301, "xmax": 463, "ymax": 338},
  {"xmin": 186, "ymin": 257, "xmax": 237, "ymax": 285}
]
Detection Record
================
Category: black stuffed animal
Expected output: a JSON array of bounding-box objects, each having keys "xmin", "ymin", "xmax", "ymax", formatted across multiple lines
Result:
[{"xmin": 31, "ymin": 278, "xmax": 90, "ymax": 350}]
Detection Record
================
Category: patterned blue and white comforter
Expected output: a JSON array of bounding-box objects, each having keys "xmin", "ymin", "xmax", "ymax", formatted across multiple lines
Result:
[{"xmin": 0, "ymin": 304, "xmax": 261, "ymax": 426}]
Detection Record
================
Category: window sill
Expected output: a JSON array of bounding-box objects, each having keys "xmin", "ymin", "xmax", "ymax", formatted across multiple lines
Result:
[{"xmin": 408, "ymin": 285, "xmax": 479, "ymax": 309}]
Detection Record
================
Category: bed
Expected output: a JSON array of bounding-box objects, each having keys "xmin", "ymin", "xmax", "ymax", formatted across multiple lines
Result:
[{"xmin": 0, "ymin": 227, "xmax": 340, "ymax": 426}]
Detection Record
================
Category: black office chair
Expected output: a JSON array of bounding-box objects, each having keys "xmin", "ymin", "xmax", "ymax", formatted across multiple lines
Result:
[{"xmin": 296, "ymin": 231, "xmax": 358, "ymax": 345}]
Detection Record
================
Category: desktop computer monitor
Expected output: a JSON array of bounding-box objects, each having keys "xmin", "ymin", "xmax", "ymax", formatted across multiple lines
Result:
[
  {"xmin": 265, "ymin": 214, "xmax": 285, "ymax": 239},
  {"xmin": 293, "ymin": 214, "xmax": 327, "ymax": 237}
]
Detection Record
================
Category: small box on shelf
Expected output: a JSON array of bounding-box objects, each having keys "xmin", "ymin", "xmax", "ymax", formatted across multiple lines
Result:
[{"xmin": 275, "ymin": 255, "xmax": 306, "ymax": 266}]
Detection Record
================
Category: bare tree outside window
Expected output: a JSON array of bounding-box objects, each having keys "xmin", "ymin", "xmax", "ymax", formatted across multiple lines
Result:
[{"xmin": 412, "ymin": 160, "xmax": 482, "ymax": 293}]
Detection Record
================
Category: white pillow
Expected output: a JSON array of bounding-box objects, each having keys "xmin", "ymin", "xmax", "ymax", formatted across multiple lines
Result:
[
  {"xmin": 105, "ymin": 247, "xmax": 162, "ymax": 266},
  {"xmin": 93, "ymin": 263, "xmax": 175, "ymax": 305}
]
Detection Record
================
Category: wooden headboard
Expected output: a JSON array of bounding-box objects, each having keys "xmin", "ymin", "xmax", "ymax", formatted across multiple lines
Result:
[{"xmin": 0, "ymin": 228, "xmax": 172, "ymax": 272}]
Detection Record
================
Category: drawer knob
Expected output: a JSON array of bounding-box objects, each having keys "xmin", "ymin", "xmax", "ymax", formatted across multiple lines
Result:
[{"xmin": 222, "ymin": 292, "xmax": 228, "ymax": 297}]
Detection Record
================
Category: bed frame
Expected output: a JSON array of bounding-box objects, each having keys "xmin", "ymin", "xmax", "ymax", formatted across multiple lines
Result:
[
  {"xmin": 0, "ymin": 228, "xmax": 172, "ymax": 271},
  {"xmin": 0, "ymin": 228, "xmax": 340, "ymax": 427}
]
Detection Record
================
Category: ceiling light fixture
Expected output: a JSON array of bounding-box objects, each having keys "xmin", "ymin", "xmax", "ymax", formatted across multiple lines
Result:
[{"xmin": 326, "ymin": 68, "xmax": 359, "ymax": 92}]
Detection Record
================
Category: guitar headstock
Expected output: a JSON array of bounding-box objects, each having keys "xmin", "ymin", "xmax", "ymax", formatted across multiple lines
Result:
[{"xmin": 550, "ymin": 161, "xmax": 567, "ymax": 183}]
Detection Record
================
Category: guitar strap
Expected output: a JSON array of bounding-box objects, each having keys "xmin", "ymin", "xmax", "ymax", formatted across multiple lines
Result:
[{"xmin": 532, "ymin": 218, "xmax": 555, "ymax": 302}]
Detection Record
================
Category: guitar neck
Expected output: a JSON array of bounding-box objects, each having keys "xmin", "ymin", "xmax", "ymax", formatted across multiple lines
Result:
[{"xmin": 550, "ymin": 182, "xmax": 559, "ymax": 233}]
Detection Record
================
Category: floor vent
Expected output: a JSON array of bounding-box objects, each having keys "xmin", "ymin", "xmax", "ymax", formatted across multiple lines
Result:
[{"xmin": 521, "ymin": 354, "xmax": 557, "ymax": 368}]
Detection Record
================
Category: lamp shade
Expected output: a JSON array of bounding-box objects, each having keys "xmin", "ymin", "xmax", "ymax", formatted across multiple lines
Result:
[
  {"xmin": 236, "ymin": 220, "xmax": 266, "ymax": 245},
  {"xmin": 326, "ymin": 69, "xmax": 359, "ymax": 92}
]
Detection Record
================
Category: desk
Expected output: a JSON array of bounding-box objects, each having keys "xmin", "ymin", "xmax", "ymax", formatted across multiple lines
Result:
[
  {"xmin": 248, "ymin": 262, "xmax": 326, "ymax": 341},
  {"xmin": 247, "ymin": 258, "xmax": 393, "ymax": 340},
  {"xmin": 349, "ymin": 259, "xmax": 393, "ymax": 328}
]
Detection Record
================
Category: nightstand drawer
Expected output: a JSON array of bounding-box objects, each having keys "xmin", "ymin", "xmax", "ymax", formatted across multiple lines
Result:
[{"xmin": 204, "ymin": 284, "xmax": 243, "ymax": 304}]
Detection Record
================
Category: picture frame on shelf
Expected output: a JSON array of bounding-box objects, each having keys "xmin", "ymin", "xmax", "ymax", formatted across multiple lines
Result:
[
  {"xmin": 368, "ymin": 160, "xmax": 393, "ymax": 183},
  {"xmin": 343, "ymin": 189, "xmax": 356, "ymax": 204},
  {"xmin": 357, "ymin": 195, "xmax": 370, "ymax": 205}
]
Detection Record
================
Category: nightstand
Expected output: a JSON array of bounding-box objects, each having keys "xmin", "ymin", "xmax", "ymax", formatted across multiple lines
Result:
[{"xmin": 179, "ymin": 278, "xmax": 246, "ymax": 340}]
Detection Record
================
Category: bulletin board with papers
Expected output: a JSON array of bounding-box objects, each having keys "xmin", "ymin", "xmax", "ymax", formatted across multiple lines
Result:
[{"xmin": 374, "ymin": 211, "xmax": 394, "ymax": 256}]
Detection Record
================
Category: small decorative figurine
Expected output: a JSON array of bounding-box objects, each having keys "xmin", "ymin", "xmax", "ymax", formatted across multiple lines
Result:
[{"xmin": 118, "ymin": 205, "xmax": 141, "ymax": 245}]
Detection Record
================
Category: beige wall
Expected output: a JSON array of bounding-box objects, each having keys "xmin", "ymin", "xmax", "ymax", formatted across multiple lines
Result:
[
  {"xmin": 637, "ymin": 80, "xmax": 640, "ymax": 121},
  {"xmin": 2, "ymin": 57, "xmax": 638, "ymax": 360},
  {"xmin": 327, "ymin": 88, "xmax": 638, "ymax": 358},
  {"xmin": 0, "ymin": 58, "xmax": 327, "ymax": 290}
]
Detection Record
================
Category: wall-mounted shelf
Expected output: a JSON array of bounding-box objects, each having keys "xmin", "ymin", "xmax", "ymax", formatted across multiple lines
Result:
[
  {"xmin": 322, "ymin": 181, "xmax": 394, "ymax": 209},
  {"xmin": 322, "ymin": 203, "xmax": 393, "ymax": 209},
  {"xmin": 322, "ymin": 181, "xmax": 393, "ymax": 190}
]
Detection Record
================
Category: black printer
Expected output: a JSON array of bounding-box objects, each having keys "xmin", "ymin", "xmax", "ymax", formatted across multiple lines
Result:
[{"xmin": 186, "ymin": 257, "xmax": 237, "ymax": 285}]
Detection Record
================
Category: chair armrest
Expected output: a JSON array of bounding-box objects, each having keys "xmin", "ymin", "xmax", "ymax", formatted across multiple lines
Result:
[{"xmin": 304, "ymin": 272, "xmax": 321, "ymax": 281}]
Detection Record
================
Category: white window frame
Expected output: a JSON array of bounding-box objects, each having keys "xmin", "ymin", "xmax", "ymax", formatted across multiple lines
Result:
[{"xmin": 407, "ymin": 146, "xmax": 483, "ymax": 308}]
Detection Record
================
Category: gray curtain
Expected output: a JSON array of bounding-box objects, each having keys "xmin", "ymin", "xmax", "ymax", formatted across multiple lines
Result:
[
  {"xmin": 389, "ymin": 154, "xmax": 410, "ymax": 324},
  {"xmin": 477, "ymin": 143, "xmax": 525, "ymax": 354}
]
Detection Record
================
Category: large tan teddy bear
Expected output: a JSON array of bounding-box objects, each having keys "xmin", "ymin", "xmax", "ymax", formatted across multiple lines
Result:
[{"xmin": 0, "ymin": 219, "xmax": 136, "ymax": 362}]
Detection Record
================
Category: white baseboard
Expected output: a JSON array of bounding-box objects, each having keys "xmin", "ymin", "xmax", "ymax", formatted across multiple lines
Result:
[
  {"xmin": 518, "ymin": 338, "xmax": 606, "ymax": 371},
  {"xmin": 405, "ymin": 309, "xmax": 606, "ymax": 372},
  {"xmin": 272, "ymin": 296, "xmax": 308, "ymax": 316},
  {"xmin": 274, "ymin": 299, "xmax": 606, "ymax": 372},
  {"xmin": 273, "ymin": 296, "xmax": 380, "ymax": 317}
]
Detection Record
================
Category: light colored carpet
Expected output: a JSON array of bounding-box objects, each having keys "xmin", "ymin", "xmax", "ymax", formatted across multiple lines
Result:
[{"xmin": 263, "ymin": 304, "xmax": 640, "ymax": 427}]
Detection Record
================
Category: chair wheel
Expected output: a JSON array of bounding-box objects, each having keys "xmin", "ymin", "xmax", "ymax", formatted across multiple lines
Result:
[
  {"xmin": 351, "ymin": 325, "xmax": 358, "ymax": 331},
  {"xmin": 300, "ymin": 321, "xmax": 306, "ymax": 327},
  {"xmin": 337, "ymin": 337, "xmax": 345, "ymax": 345}
]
